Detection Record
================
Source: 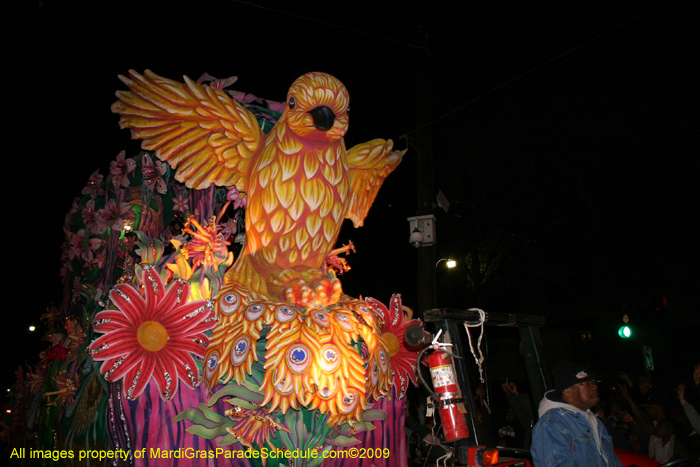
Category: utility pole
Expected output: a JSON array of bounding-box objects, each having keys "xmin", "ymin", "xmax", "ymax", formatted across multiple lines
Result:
[{"xmin": 414, "ymin": 2, "xmax": 436, "ymax": 317}]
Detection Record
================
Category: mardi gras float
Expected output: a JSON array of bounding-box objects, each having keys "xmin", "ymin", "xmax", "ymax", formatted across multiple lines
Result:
[{"xmin": 5, "ymin": 70, "xmax": 423, "ymax": 466}]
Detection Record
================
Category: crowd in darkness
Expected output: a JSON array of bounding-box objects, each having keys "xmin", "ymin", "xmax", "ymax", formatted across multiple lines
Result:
[{"xmin": 405, "ymin": 363, "xmax": 700, "ymax": 466}]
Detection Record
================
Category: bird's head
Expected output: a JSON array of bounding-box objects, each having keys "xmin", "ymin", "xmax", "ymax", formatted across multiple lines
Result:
[{"xmin": 283, "ymin": 72, "xmax": 349, "ymax": 142}]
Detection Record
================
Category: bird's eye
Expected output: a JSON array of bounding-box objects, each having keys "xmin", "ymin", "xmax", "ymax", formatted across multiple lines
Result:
[{"xmin": 288, "ymin": 97, "xmax": 296, "ymax": 109}]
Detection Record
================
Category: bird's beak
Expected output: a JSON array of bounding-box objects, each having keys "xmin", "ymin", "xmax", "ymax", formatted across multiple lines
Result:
[{"xmin": 308, "ymin": 106, "xmax": 336, "ymax": 131}]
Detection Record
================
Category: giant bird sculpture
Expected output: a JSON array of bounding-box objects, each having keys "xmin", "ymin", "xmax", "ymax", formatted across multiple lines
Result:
[
  {"xmin": 112, "ymin": 70, "xmax": 404, "ymax": 308},
  {"xmin": 111, "ymin": 70, "xmax": 412, "ymax": 433}
]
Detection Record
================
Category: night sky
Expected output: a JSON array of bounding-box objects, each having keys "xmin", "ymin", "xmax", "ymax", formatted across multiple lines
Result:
[{"xmin": 6, "ymin": 1, "xmax": 697, "ymax": 394}]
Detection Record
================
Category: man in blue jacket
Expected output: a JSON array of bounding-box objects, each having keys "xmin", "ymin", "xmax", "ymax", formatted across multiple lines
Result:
[{"xmin": 531, "ymin": 361, "xmax": 623, "ymax": 467}]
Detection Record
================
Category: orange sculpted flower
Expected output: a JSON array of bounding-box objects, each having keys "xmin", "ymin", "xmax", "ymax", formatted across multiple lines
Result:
[
  {"xmin": 182, "ymin": 216, "xmax": 231, "ymax": 271},
  {"xmin": 89, "ymin": 265, "xmax": 216, "ymax": 400}
]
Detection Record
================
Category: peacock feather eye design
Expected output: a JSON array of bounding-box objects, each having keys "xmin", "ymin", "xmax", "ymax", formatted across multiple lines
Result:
[
  {"xmin": 311, "ymin": 311, "xmax": 329, "ymax": 327},
  {"xmin": 276, "ymin": 305, "xmax": 296, "ymax": 323},
  {"xmin": 273, "ymin": 370, "xmax": 294, "ymax": 394},
  {"xmin": 231, "ymin": 336, "xmax": 251, "ymax": 365},
  {"xmin": 245, "ymin": 303, "xmax": 265, "ymax": 321},
  {"xmin": 340, "ymin": 389, "xmax": 359, "ymax": 414},
  {"xmin": 287, "ymin": 344, "xmax": 311, "ymax": 374},
  {"xmin": 378, "ymin": 348, "xmax": 389, "ymax": 373},
  {"xmin": 319, "ymin": 344, "xmax": 340, "ymax": 373},
  {"xmin": 334, "ymin": 312, "xmax": 353, "ymax": 331},
  {"xmin": 220, "ymin": 292, "xmax": 241, "ymax": 315},
  {"xmin": 317, "ymin": 386, "xmax": 334, "ymax": 400},
  {"xmin": 204, "ymin": 350, "xmax": 220, "ymax": 381}
]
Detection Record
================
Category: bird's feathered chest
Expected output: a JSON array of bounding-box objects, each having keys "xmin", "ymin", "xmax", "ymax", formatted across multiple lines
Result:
[
  {"xmin": 247, "ymin": 125, "xmax": 350, "ymax": 220},
  {"xmin": 242, "ymin": 124, "xmax": 350, "ymax": 269}
]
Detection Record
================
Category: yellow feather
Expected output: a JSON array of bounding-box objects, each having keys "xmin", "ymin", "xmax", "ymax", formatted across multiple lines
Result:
[
  {"xmin": 325, "ymin": 147, "xmax": 337, "ymax": 165},
  {"xmin": 319, "ymin": 189, "xmax": 334, "ymax": 217},
  {"xmin": 331, "ymin": 203, "xmax": 344, "ymax": 222},
  {"xmin": 261, "ymin": 188, "xmax": 279, "ymax": 214},
  {"xmin": 255, "ymin": 146, "xmax": 276, "ymax": 171},
  {"xmin": 294, "ymin": 228, "xmax": 309, "ymax": 248},
  {"xmin": 269, "ymin": 210, "xmax": 286, "ymax": 233},
  {"xmin": 300, "ymin": 243, "xmax": 311, "ymax": 261},
  {"xmin": 287, "ymin": 195, "xmax": 304, "ymax": 222},
  {"xmin": 323, "ymin": 218, "xmax": 336, "ymax": 242},
  {"xmin": 280, "ymin": 154, "xmax": 300, "ymax": 182},
  {"xmin": 260, "ymin": 230, "xmax": 273, "ymax": 248},
  {"xmin": 279, "ymin": 131, "xmax": 303, "ymax": 155},
  {"xmin": 246, "ymin": 233, "xmax": 258, "ymax": 256},
  {"xmin": 257, "ymin": 165, "xmax": 272, "ymax": 188},
  {"xmin": 304, "ymin": 155, "xmax": 319, "ymax": 178},
  {"xmin": 305, "ymin": 214, "xmax": 322, "ymax": 237},
  {"xmin": 274, "ymin": 177, "xmax": 296, "ymax": 209},
  {"xmin": 321, "ymin": 161, "xmax": 344, "ymax": 185},
  {"xmin": 312, "ymin": 233, "xmax": 324, "ymax": 251},
  {"xmin": 337, "ymin": 178, "xmax": 349, "ymax": 202},
  {"xmin": 279, "ymin": 235, "xmax": 293, "ymax": 253},
  {"xmin": 247, "ymin": 197, "xmax": 263, "ymax": 223},
  {"xmin": 301, "ymin": 178, "xmax": 323, "ymax": 211}
]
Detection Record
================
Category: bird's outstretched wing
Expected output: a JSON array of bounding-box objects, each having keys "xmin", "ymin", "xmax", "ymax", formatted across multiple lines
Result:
[
  {"xmin": 112, "ymin": 70, "xmax": 261, "ymax": 190},
  {"xmin": 345, "ymin": 139, "xmax": 405, "ymax": 227}
]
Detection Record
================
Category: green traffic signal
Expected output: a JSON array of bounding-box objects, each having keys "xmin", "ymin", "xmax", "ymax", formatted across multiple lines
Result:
[{"xmin": 618, "ymin": 325, "xmax": 632, "ymax": 338}]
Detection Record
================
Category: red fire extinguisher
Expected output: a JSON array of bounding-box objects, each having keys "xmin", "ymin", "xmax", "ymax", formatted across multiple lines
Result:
[{"xmin": 427, "ymin": 350, "xmax": 470, "ymax": 442}]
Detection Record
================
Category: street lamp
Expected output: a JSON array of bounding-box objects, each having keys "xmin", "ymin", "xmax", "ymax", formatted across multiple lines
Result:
[{"xmin": 436, "ymin": 258, "xmax": 456, "ymax": 268}]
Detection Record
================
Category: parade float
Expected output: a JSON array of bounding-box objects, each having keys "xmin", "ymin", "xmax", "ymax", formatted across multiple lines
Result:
[{"xmin": 6, "ymin": 70, "xmax": 421, "ymax": 466}]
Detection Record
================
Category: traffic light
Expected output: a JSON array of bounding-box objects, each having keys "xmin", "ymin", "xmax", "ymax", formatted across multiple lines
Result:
[{"xmin": 618, "ymin": 314, "xmax": 632, "ymax": 338}]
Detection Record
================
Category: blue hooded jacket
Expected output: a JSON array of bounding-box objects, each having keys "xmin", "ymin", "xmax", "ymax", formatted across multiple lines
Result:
[{"xmin": 531, "ymin": 390, "xmax": 623, "ymax": 467}]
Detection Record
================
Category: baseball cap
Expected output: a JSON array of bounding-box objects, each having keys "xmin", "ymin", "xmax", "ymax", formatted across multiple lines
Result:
[{"xmin": 554, "ymin": 361, "xmax": 597, "ymax": 396}]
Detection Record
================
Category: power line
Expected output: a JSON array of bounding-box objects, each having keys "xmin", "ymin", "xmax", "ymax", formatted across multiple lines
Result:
[
  {"xmin": 232, "ymin": 0, "xmax": 427, "ymax": 51},
  {"xmin": 471, "ymin": 0, "xmax": 671, "ymax": 125},
  {"xmin": 406, "ymin": 0, "xmax": 673, "ymax": 136}
]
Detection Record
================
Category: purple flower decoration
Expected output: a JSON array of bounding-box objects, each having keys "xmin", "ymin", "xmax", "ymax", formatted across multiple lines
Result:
[
  {"xmin": 82, "ymin": 199, "xmax": 96, "ymax": 232},
  {"xmin": 141, "ymin": 154, "xmax": 167, "ymax": 194},
  {"xmin": 172, "ymin": 190, "xmax": 190, "ymax": 213},
  {"xmin": 226, "ymin": 186, "xmax": 247, "ymax": 210},
  {"xmin": 81, "ymin": 170, "xmax": 104, "ymax": 197},
  {"xmin": 90, "ymin": 249, "xmax": 107, "ymax": 269},
  {"xmin": 69, "ymin": 229, "xmax": 103, "ymax": 262},
  {"xmin": 94, "ymin": 199, "xmax": 133, "ymax": 234},
  {"xmin": 196, "ymin": 73, "xmax": 238, "ymax": 90},
  {"xmin": 220, "ymin": 217, "xmax": 237, "ymax": 241},
  {"xmin": 110, "ymin": 150, "xmax": 136, "ymax": 189},
  {"xmin": 118, "ymin": 235, "xmax": 136, "ymax": 259}
]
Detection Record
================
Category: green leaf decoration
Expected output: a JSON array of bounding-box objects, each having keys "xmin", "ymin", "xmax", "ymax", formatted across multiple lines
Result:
[
  {"xmin": 337, "ymin": 421, "xmax": 376, "ymax": 437},
  {"xmin": 217, "ymin": 433, "xmax": 237, "ymax": 446},
  {"xmin": 173, "ymin": 407, "xmax": 221, "ymax": 429},
  {"xmin": 200, "ymin": 403, "xmax": 231, "ymax": 424},
  {"xmin": 324, "ymin": 435, "xmax": 362, "ymax": 447},
  {"xmin": 133, "ymin": 230, "xmax": 164, "ymax": 264},
  {"xmin": 224, "ymin": 398, "xmax": 260, "ymax": 411},
  {"xmin": 356, "ymin": 408, "xmax": 387, "ymax": 422},
  {"xmin": 185, "ymin": 425, "xmax": 230, "ymax": 439},
  {"xmin": 208, "ymin": 383, "xmax": 265, "ymax": 407}
]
